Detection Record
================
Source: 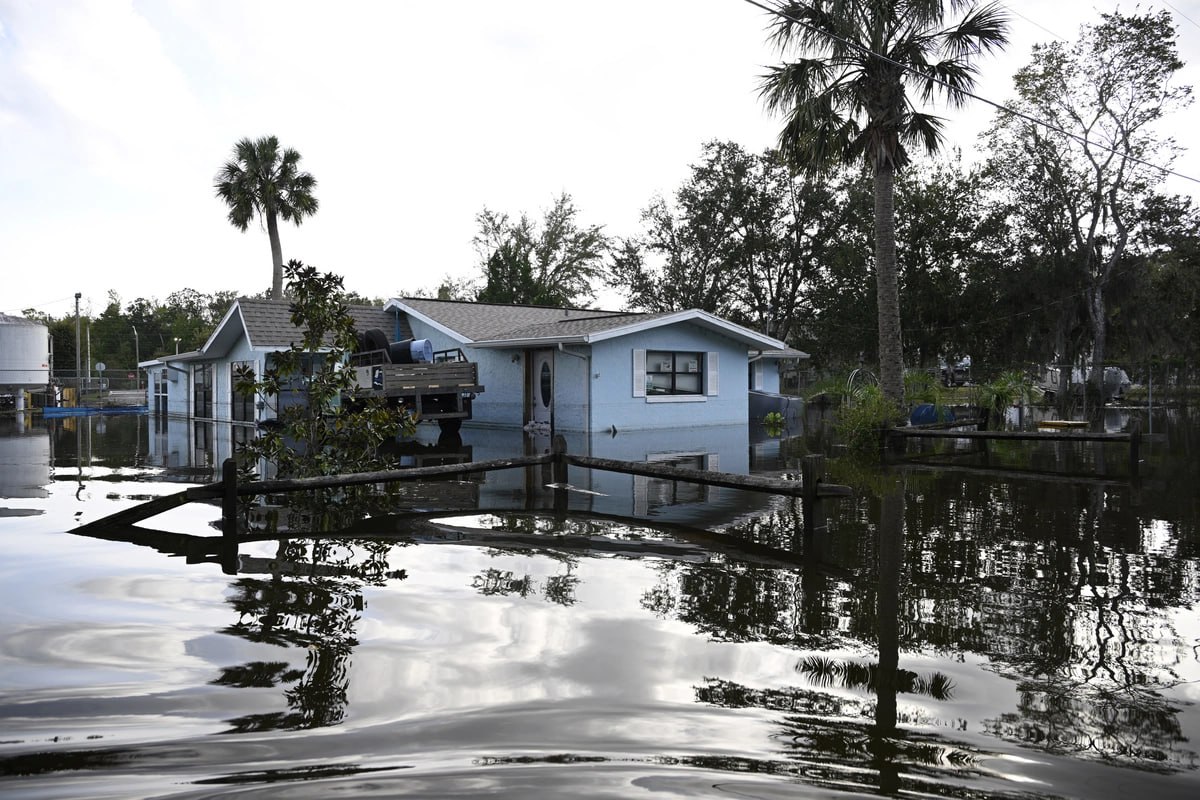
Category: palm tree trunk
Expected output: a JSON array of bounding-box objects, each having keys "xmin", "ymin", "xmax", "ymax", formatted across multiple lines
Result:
[
  {"xmin": 267, "ymin": 211, "xmax": 284, "ymax": 301},
  {"xmin": 874, "ymin": 482, "xmax": 904, "ymax": 793},
  {"xmin": 873, "ymin": 162, "xmax": 905, "ymax": 412}
]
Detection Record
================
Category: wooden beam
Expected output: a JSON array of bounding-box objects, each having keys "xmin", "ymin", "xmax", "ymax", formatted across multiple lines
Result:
[
  {"xmin": 566, "ymin": 453, "xmax": 852, "ymax": 497},
  {"xmin": 240, "ymin": 454, "xmax": 554, "ymax": 496},
  {"xmin": 890, "ymin": 428, "xmax": 1131, "ymax": 443}
]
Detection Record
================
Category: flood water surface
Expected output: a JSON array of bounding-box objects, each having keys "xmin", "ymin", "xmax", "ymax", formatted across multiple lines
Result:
[{"xmin": 1, "ymin": 410, "xmax": 1198, "ymax": 798}]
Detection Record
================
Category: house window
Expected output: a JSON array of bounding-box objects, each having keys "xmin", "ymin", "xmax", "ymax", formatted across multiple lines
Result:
[
  {"xmin": 193, "ymin": 364, "xmax": 213, "ymax": 419},
  {"xmin": 231, "ymin": 361, "xmax": 255, "ymax": 423},
  {"xmin": 645, "ymin": 351, "xmax": 703, "ymax": 395}
]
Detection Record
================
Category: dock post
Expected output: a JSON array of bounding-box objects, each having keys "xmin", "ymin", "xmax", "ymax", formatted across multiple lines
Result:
[
  {"xmin": 221, "ymin": 458, "xmax": 238, "ymax": 538},
  {"xmin": 1129, "ymin": 417, "xmax": 1141, "ymax": 479}
]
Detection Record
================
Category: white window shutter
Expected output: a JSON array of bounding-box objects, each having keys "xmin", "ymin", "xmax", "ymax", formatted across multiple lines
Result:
[
  {"xmin": 633, "ymin": 349, "xmax": 646, "ymax": 397},
  {"xmin": 706, "ymin": 351, "xmax": 719, "ymax": 396}
]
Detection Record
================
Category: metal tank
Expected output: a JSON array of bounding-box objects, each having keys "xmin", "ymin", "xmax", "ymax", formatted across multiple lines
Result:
[{"xmin": 0, "ymin": 313, "xmax": 51, "ymax": 412}]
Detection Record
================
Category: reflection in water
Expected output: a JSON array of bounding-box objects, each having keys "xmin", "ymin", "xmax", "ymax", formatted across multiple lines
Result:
[
  {"xmin": 2, "ymin": 412, "xmax": 1200, "ymax": 798},
  {"xmin": 215, "ymin": 539, "xmax": 408, "ymax": 733}
]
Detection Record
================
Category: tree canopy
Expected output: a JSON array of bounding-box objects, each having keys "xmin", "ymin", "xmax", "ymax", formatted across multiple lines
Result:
[
  {"xmin": 759, "ymin": 0, "xmax": 1009, "ymax": 409},
  {"xmin": 473, "ymin": 193, "xmax": 608, "ymax": 307}
]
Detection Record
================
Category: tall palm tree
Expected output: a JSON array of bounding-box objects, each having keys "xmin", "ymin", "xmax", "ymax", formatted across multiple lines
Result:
[
  {"xmin": 215, "ymin": 136, "xmax": 319, "ymax": 301},
  {"xmin": 760, "ymin": 0, "xmax": 1007, "ymax": 410}
]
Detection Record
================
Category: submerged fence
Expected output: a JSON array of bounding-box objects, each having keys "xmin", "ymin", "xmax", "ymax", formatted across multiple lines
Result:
[{"xmin": 76, "ymin": 436, "xmax": 852, "ymax": 542}]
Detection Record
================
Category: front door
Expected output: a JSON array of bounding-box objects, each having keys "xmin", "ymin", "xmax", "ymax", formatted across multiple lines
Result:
[{"xmin": 528, "ymin": 349, "xmax": 554, "ymax": 427}]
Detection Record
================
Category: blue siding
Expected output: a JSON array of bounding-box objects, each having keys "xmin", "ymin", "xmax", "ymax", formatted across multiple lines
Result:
[
  {"xmin": 403, "ymin": 314, "xmax": 755, "ymax": 432},
  {"xmin": 588, "ymin": 325, "xmax": 749, "ymax": 432}
]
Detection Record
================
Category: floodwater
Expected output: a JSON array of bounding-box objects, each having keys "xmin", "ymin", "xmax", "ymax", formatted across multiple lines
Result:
[{"xmin": 0, "ymin": 407, "xmax": 1197, "ymax": 799}]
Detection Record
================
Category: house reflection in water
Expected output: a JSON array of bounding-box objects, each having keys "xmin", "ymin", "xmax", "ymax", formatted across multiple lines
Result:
[{"xmin": 142, "ymin": 415, "xmax": 776, "ymax": 528}]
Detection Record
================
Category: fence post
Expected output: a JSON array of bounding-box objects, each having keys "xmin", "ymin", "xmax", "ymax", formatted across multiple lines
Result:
[
  {"xmin": 221, "ymin": 458, "xmax": 238, "ymax": 538},
  {"xmin": 551, "ymin": 435, "xmax": 568, "ymax": 515},
  {"xmin": 1128, "ymin": 417, "xmax": 1141, "ymax": 479},
  {"xmin": 801, "ymin": 453, "xmax": 827, "ymax": 543}
]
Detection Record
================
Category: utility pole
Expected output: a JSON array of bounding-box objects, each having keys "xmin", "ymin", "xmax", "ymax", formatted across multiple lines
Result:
[{"xmin": 74, "ymin": 293, "xmax": 81, "ymax": 395}]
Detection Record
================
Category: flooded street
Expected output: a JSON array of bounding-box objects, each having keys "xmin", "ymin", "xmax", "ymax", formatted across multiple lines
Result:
[{"xmin": 1, "ymin": 408, "xmax": 1198, "ymax": 798}]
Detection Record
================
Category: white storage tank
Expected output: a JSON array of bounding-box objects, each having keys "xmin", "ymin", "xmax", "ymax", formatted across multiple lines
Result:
[{"xmin": 0, "ymin": 313, "xmax": 51, "ymax": 390}]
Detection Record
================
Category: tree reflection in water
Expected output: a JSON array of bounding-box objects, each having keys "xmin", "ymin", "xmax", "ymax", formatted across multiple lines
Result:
[{"xmin": 213, "ymin": 537, "xmax": 408, "ymax": 733}]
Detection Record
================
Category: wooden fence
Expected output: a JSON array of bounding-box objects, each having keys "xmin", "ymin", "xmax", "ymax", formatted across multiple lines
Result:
[
  {"xmin": 77, "ymin": 436, "xmax": 851, "ymax": 541},
  {"xmin": 885, "ymin": 418, "xmax": 1143, "ymax": 478}
]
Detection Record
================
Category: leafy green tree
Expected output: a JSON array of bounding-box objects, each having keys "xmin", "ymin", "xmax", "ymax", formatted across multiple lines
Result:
[
  {"xmin": 760, "ymin": 0, "xmax": 1009, "ymax": 410},
  {"xmin": 985, "ymin": 10, "xmax": 1190, "ymax": 402},
  {"xmin": 215, "ymin": 135, "xmax": 319, "ymax": 301},
  {"xmin": 234, "ymin": 260, "xmax": 414, "ymax": 480},
  {"xmin": 893, "ymin": 155, "xmax": 1008, "ymax": 370},
  {"xmin": 1109, "ymin": 195, "xmax": 1200, "ymax": 373},
  {"xmin": 612, "ymin": 141, "xmax": 851, "ymax": 345},
  {"xmin": 473, "ymin": 193, "xmax": 608, "ymax": 307}
]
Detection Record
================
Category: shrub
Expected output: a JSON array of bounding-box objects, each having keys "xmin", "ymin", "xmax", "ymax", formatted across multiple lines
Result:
[{"xmin": 835, "ymin": 384, "xmax": 901, "ymax": 455}]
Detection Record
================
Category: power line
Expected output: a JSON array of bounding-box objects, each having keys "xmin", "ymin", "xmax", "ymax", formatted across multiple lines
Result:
[
  {"xmin": 742, "ymin": 0, "xmax": 1200, "ymax": 186},
  {"xmin": 996, "ymin": 1, "xmax": 1065, "ymax": 42},
  {"xmin": 1161, "ymin": 1, "xmax": 1200, "ymax": 32}
]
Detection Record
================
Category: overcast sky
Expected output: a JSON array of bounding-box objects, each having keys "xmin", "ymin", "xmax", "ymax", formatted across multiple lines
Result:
[{"xmin": 3, "ymin": 0, "xmax": 1199, "ymax": 320}]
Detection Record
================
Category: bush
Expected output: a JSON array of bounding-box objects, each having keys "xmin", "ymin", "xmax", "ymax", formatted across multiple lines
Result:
[{"xmin": 835, "ymin": 384, "xmax": 901, "ymax": 455}]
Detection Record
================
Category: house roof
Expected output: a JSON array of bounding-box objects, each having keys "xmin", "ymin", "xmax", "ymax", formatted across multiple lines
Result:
[
  {"xmin": 386, "ymin": 298, "xmax": 790, "ymax": 351},
  {"xmin": 386, "ymin": 297, "xmax": 617, "ymax": 342},
  {"xmin": 203, "ymin": 298, "xmax": 395, "ymax": 357},
  {"xmin": 751, "ymin": 347, "xmax": 811, "ymax": 361}
]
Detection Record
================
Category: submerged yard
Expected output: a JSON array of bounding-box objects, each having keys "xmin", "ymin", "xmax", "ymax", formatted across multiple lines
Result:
[{"xmin": 0, "ymin": 408, "xmax": 1198, "ymax": 798}]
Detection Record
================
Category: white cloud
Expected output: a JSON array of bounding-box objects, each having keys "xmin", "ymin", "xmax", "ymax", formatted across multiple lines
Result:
[{"xmin": 2, "ymin": 0, "xmax": 1198, "ymax": 317}]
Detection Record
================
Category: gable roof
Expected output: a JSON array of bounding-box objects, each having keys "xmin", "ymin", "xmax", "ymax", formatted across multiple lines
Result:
[
  {"xmin": 385, "ymin": 297, "xmax": 789, "ymax": 351},
  {"xmin": 203, "ymin": 298, "xmax": 397, "ymax": 357},
  {"xmin": 386, "ymin": 297, "xmax": 617, "ymax": 343}
]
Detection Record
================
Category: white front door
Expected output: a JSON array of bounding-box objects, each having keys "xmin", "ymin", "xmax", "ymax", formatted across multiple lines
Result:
[{"xmin": 529, "ymin": 349, "xmax": 553, "ymax": 426}]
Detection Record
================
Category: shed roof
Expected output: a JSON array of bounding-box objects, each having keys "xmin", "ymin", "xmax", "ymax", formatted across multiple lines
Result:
[{"xmin": 204, "ymin": 299, "xmax": 396, "ymax": 356}]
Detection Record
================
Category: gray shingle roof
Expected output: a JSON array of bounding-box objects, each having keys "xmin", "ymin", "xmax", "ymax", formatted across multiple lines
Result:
[
  {"xmin": 236, "ymin": 299, "xmax": 399, "ymax": 349},
  {"xmin": 396, "ymin": 297, "xmax": 644, "ymax": 342},
  {"xmin": 488, "ymin": 311, "xmax": 677, "ymax": 341}
]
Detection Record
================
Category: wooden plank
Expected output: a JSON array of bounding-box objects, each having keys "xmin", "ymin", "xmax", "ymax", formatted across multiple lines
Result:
[
  {"xmin": 565, "ymin": 453, "xmax": 852, "ymax": 497},
  {"xmin": 74, "ymin": 489, "xmax": 195, "ymax": 531},
  {"xmin": 890, "ymin": 428, "xmax": 1130, "ymax": 443},
  {"xmin": 240, "ymin": 453, "xmax": 554, "ymax": 496},
  {"xmin": 899, "ymin": 460, "xmax": 1134, "ymax": 488}
]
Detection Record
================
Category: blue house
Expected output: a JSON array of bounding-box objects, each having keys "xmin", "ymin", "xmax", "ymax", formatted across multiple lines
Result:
[
  {"xmin": 142, "ymin": 297, "xmax": 806, "ymax": 435},
  {"xmin": 385, "ymin": 298, "xmax": 804, "ymax": 433}
]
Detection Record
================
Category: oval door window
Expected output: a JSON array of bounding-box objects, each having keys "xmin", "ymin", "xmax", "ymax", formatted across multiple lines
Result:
[{"xmin": 540, "ymin": 362, "xmax": 552, "ymax": 408}]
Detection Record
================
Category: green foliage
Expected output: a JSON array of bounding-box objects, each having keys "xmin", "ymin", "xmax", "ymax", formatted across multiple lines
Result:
[
  {"xmin": 760, "ymin": 1, "xmax": 1009, "ymax": 407},
  {"xmin": 610, "ymin": 141, "xmax": 841, "ymax": 343},
  {"xmin": 985, "ymin": 10, "xmax": 1190, "ymax": 393},
  {"xmin": 235, "ymin": 260, "xmax": 415, "ymax": 480},
  {"xmin": 834, "ymin": 384, "xmax": 901, "ymax": 456},
  {"xmin": 473, "ymin": 192, "xmax": 608, "ymax": 307},
  {"xmin": 971, "ymin": 370, "xmax": 1035, "ymax": 429},
  {"xmin": 762, "ymin": 411, "xmax": 786, "ymax": 436},
  {"xmin": 215, "ymin": 135, "xmax": 319, "ymax": 301},
  {"xmin": 903, "ymin": 369, "xmax": 944, "ymax": 406}
]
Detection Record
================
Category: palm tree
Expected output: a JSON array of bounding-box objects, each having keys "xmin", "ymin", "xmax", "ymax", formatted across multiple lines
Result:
[
  {"xmin": 760, "ymin": 0, "xmax": 1007, "ymax": 411},
  {"xmin": 215, "ymin": 136, "xmax": 319, "ymax": 301}
]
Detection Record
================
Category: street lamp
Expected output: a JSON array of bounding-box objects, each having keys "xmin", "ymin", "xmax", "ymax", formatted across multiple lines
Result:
[{"xmin": 174, "ymin": 337, "xmax": 181, "ymax": 355}]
